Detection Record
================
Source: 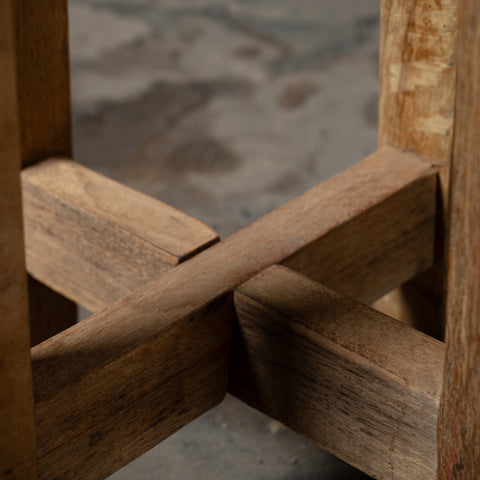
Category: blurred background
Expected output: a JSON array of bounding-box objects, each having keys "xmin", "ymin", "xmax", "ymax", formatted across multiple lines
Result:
[{"xmin": 69, "ymin": 1, "xmax": 379, "ymax": 478}]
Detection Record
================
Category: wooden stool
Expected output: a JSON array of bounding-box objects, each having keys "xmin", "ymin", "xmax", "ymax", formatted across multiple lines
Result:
[{"xmin": 1, "ymin": 0, "xmax": 477, "ymax": 478}]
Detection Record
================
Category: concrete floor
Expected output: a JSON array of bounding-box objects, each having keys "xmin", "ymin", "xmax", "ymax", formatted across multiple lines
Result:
[{"xmin": 69, "ymin": 1, "xmax": 379, "ymax": 478}]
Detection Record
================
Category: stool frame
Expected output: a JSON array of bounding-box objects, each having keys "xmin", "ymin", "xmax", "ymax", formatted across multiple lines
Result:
[{"xmin": 1, "ymin": 0, "xmax": 478, "ymax": 479}]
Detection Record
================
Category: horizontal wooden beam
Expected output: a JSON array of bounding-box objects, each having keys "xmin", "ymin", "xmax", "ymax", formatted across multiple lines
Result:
[
  {"xmin": 33, "ymin": 292, "xmax": 233, "ymax": 480},
  {"xmin": 25, "ymin": 147, "xmax": 436, "ymax": 314},
  {"xmin": 31, "ymin": 147, "xmax": 437, "ymax": 479},
  {"xmin": 22, "ymin": 159, "xmax": 219, "ymax": 312},
  {"xmin": 281, "ymin": 151, "xmax": 436, "ymax": 304},
  {"xmin": 230, "ymin": 265, "xmax": 444, "ymax": 480}
]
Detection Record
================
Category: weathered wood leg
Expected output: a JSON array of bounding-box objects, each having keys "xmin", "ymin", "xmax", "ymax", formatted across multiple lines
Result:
[
  {"xmin": 376, "ymin": 0, "xmax": 457, "ymax": 338},
  {"xmin": 0, "ymin": 1, "xmax": 38, "ymax": 477},
  {"xmin": 14, "ymin": 0, "xmax": 77, "ymax": 342},
  {"xmin": 438, "ymin": 0, "xmax": 480, "ymax": 475}
]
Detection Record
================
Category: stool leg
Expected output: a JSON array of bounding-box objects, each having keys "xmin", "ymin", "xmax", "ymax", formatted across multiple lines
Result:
[
  {"xmin": 376, "ymin": 0, "xmax": 457, "ymax": 337},
  {"xmin": 438, "ymin": 0, "xmax": 480, "ymax": 476},
  {"xmin": 0, "ymin": 1, "xmax": 38, "ymax": 477},
  {"xmin": 14, "ymin": 0, "xmax": 77, "ymax": 344}
]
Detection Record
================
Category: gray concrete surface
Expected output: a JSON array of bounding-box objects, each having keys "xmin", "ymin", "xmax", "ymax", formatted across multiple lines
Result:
[{"xmin": 69, "ymin": 1, "xmax": 379, "ymax": 478}]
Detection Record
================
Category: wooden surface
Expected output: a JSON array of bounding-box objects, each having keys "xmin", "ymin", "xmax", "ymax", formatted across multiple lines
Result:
[
  {"xmin": 33, "ymin": 294, "xmax": 233, "ymax": 480},
  {"xmin": 438, "ymin": 0, "xmax": 480, "ymax": 476},
  {"xmin": 14, "ymin": 0, "xmax": 71, "ymax": 164},
  {"xmin": 22, "ymin": 159, "xmax": 219, "ymax": 312},
  {"xmin": 14, "ymin": 0, "xmax": 77, "ymax": 343},
  {"xmin": 230, "ymin": 266, "xmax": 444, "ymax": 480},
  {"xmin": 376, "ymin": 0, "xmax": 458, "ymax": 336},
  {"xmin": 24, "ymin": 148, "xmax": 436, "ymax": 314},
  {"xmin": 379, "ymin": 0, "xmax": 457, "ymax": 165},
  {"xmin": 0, "ymin": 1, "xmax": 38, "ymax": 477},
  {"xmin": 281, "ymin": 149, "xmax": 435, "ymax": 303},
  {"xmin": 31, "ymin": 147, "xmax": 436, "ymax": 479}
]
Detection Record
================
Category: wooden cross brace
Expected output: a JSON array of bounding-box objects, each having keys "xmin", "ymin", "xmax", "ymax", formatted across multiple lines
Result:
[{"xmin": 26, "ymin": 148, "xmax": 439, "ymax": 480}]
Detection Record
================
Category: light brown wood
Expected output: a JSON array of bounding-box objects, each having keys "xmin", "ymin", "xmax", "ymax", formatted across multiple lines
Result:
[
  {"xmin": 379, "ymin": 0, "xmax": 457, "ymax": 165},
  {"xmin": 376, "ymin": 0, "xmax": 458, "ymax": 336},
  {"xmin": 438, "ymin": 0, "xmax": 480, "ymax": 476},
  {"xmin": 0, "ymin": 1, "xmax": 38, "ymax": 477},
  {"xmin": 14, "ymin": 0, "xmax": 77, "ymax": 343},
  {"xmin": 24, "ymin": 148, "xmax": 436, "ymax": 314},
  {"xmin": 34, "ymin": 294, "xmax": 233, "ymax": 480},
  {"xmin": 281, "ymin": 151, "xmax": 435, "ymax": 303},
  {"xmin": 31, "ymin": 147, "xmax": 436, "ymax": 479},
  {"xmin": 230, "ymin": 265, "xmax": 444, "ymax": 480},
  {"xmin": 22, "ymin": 159, "xmax": 219, "ymax": 312}
]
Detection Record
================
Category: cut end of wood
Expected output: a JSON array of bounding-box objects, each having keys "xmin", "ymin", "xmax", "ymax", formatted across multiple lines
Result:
[{"xmin": 22, "ymin": 158, "xmax": 219, "ymax": 312}]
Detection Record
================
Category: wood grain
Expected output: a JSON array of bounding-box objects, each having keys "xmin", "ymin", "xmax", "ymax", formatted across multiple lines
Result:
[
  {"xmin": 22, "ymin": 159, "xmax": 219, "ymax": 312},
  {"xmin": 0, "ymin": 1, "xmax": 38, "ymax": 477},
  {"xmin": 25, "ymin": 148, "xmax": 436, "ymax": 313},
  {"xmin": 281, "ymin": 150, "xmax": 435, "ymax": 303},
  {"xmin": 14, "ymin": 0, "xmax": 71, "ymax": 164},
  {"xmin": 230, "ymin": 265, "xmax": 444, "ymax": 480},
  {"xmin": 14, "ymin": 0, "xmax": 77, "ymax": 344},
  {"xmin": 376, "ymin": 0, "xmax": 458, "ymax": 336},
  {"xmin": 438, "ymin": 0, "xmax": 480, "ymax": 476},
  {"xmin": 379, "ymin": 0, "xmax": 457, "ymax": 165},
  {"xmin": 34, "ymin": 294, "xmax": 233, "ymax": 480},
  {"xmin": 31, "ymin": 147, "xmax": 436, "ymax": 479}
]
